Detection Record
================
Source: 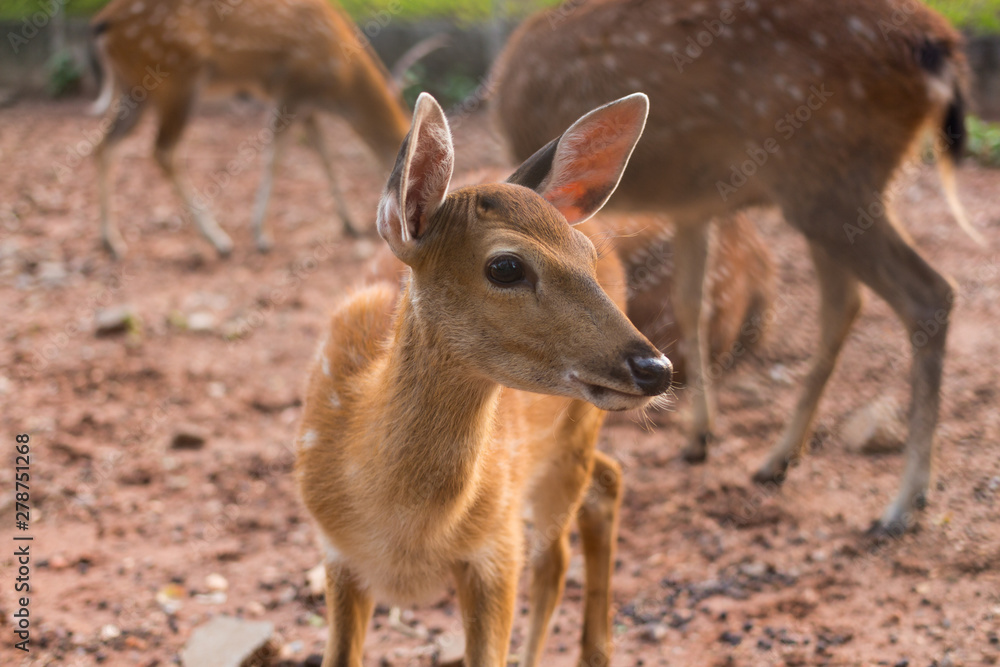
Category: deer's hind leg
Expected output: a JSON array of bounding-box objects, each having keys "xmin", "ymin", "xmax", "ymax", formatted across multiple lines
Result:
[
  {"xmin": 672, "ymin": 220, "xmax": 716, "ymax": 463},
  {"xmin": 152, "ymin": 86, "xmax": 234, "ymax": 256},
  {"xmin": 783, "ymin": 195, "xmax": 954, "ymax": 533},
  {"xmin": 754, "ymin": 242, "xmax": 863, "ymax": 485},
  {"xmin": 303, "ymin": 114, "xmax": 359, "ymax": 237},
  {"xmin": 95, "ymin": 92, "xmax": 147, "ymax": 258}
]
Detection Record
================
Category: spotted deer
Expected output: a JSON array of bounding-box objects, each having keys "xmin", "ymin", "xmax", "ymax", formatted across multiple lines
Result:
[
  {"xmin": 295, "ymin": 93, "xmax": 671, "ymax": 667},
  {"xmin": 610, "ymin": 211, "xmax": 775, "ymax": 383},
  {"xmin": 492, "ymin": 0, "xmax": 986, "ymax": 533},
  {"xmin": 90, "ymin": 0, "xmax": 410, "ymax": 257}
]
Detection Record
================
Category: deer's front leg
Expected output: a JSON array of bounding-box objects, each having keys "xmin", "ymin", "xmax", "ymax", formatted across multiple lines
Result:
[
  {"xmin": 673, "ymin": 221, "xmax": 715, "ymax": 463},
  {"xmin": 322, "ymin": 560, "xmax": 374, "ymax": 667},
  {"xmin": 453, "ymin": 548, "xmax": 521, "ymax": 667}
]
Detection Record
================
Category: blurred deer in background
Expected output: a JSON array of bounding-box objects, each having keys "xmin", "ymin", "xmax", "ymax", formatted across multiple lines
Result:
[
  {"xmin": 296, "ymin": 93, "xmax": 671, "ymax": 667},
  {"xmin": 610, "ymin": 211, "xmax": 775, "ymax": 383},
  {"xmin": 492, "ymin": 0, "xmax": 985, "ymax": 533},
  {"xmin": 90, "ymin": 0, "xmax": 411, "ymax": 258}
]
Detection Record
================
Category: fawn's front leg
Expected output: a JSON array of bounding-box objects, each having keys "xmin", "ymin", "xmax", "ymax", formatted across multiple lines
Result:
[
  {"xmin": 453, "ymin": 550, "xmax": 521, "ymax": 667},
  {"xmin": 577, "ymin": 451, "xmax": 623, "ymax": 667},
  {"xmin": 322, "ymin": 561, "xmax": 374, "ymax": 667}
]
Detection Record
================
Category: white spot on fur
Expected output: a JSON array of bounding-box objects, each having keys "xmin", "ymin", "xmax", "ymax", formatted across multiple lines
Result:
[
  {"xmin": 130, "ymin": 1, "xmax": 145, "ymax": 14},
  {"xmin": 847, "ymin": 16, "xmax": 876, "ymax": 41},
  {"xmin": 322, "ymin": 353, "xmax": 331, "ymax": 377},
  {"xmin": 634, "ymin": 31, "xmax": 650, "ymax": 46},
  {"xmin": 849, "ymin": 79, "xmax": 866, "ymax": 100},
  {"xmin": 602, "ymin": 54, "xmax": 618, "ymax": 71},
  {"xmin": 810, "ymin": 31, "xmax": 828, "ymax": 49},
  {"xmin": 321, "ymin": 534, "xmax": 342, "ymax": 564},
  {"xmin": 329, "ymin": 391, "xmax": 341, "ymax": 409},
  {"xmin": 830, "ymin": 108, "xmax": 846, "ymax": 129},
  {"xmin": 300, "ymin": 430, "xmax": 318, "ymax": 450},
  {"xmin": 731, "ymin": 61, "xmax": 746, "ymax": 74},
  {"xmin": 926, "ymin": 75, "xmax": 952, "ymax": 106},
  {"xmin": 773, "ymin": 40, "xmax": 789, "ymax": 55}
]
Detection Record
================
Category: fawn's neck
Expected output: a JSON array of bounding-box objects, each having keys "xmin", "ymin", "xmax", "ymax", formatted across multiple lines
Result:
[{"xmin": 372, "ymin": 284, "xmax": 501, "ymax": 509}]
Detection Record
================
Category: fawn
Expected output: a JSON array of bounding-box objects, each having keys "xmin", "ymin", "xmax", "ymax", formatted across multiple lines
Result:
[
  {"xmin": 492, "ymin": 0, "xmax": 985, "ymax": 533},
  {"xmin": 295, "ymin": 92, "xmax": 672, "ymax": 667},
  {"xmin": 90, "ymin": 0, "xmax": 410, "ymax": 257}
]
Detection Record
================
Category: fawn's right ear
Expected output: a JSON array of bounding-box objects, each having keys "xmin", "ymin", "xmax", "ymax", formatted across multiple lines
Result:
[
  {"xmin": 506, "ymin": 93, "xmax": 648, "ymax": 225},
  {"xmin": 377, "ymin": 92, "xmax": 454, "ymax": 263}
]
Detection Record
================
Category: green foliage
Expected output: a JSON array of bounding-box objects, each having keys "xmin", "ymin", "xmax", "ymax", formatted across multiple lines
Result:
[
  {"xmin": 966, "ymin": 116, "xmax": 1000, "ymax": 167},
  {"xmin": 925, "ymin": 0, "xmax": 1000, "ymax": 33},
  {"xmin": 0, "ymin": 0, "xmax": 559, "ymax": 21},
  {"xmin": 401, "ymin": 64, "xmax": 481, "ymax": 107},
  {"xmin": 0, "ymin": 0, "xmax": 110, "ymax": 20},
  {"xmin": 339, "ymin": 0, "xmax": 556, "ymax": 23},
  {"xmin": 46, "ymin": 49, "xmax": 82, "ymax": 97}
]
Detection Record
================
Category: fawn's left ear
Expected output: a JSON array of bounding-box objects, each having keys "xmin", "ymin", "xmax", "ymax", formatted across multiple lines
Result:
[
  {"xmin": 506, "ymin": 93, "xmax": 648, "ymax": 225},
  {"xmin": 377, "ymin": 92, "xmax": 454, "ymax": 261}
]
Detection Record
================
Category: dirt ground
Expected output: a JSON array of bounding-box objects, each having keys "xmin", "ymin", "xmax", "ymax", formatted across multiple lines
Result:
[{"xmin": 1, "ymin": 99, "xmax": 999, "ymax": 667}]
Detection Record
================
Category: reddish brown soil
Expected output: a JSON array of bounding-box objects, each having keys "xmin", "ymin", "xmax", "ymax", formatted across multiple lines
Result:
[{"xmin": 1, "ymin": 100, "xmax": 999, "ymax": 667}]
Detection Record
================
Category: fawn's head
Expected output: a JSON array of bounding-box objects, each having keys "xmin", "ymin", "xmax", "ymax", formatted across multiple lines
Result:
[{"xmin": 376, "ymin": 93, "xmax": 671, "ymax": 410}]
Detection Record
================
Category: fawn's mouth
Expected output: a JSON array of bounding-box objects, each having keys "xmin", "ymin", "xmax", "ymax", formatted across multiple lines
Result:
[{"xmin": 567, "ymin": 373, "xmax": 651, "ymax": 411}]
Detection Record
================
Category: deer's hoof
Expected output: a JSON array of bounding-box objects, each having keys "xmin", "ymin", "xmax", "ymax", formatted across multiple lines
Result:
[
  {"xmin": 681, "ymin": 432, "xmax": 710, "ymax": 464},
  {"xmin": 864, "ymin": 517, "xmax": 913, "ymax": 546},
  {"xmin": 102, "ymin": 235, "xmax": 127, "ymax": 260},
  {"xmin": 213, "ymin": 236, "xmax": 235, "ymax": 258},
  {"xmin": 752, "ymin": 460, "xmax": 789, "ymax": 487},
  {"xmin": 256, "ymin": 234, "xmax": 274, "ymax": 254}
]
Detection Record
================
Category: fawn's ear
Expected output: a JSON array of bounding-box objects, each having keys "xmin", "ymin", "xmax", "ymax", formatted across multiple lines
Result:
[
  {"xmin": 377, "ymin": 92, "xmax": 454, "ymax": 259},
  {"xmin": 506, "ymin": 93, "xmax": 648, "ymax": 225}
]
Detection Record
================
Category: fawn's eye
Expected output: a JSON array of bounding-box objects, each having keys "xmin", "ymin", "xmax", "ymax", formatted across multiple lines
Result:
[{"xmin": 486, "ymin": 255, "xmax": 526, "ymax": 286}]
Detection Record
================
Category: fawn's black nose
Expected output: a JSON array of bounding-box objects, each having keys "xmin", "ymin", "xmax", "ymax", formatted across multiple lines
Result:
[{"xmin": 627, "ymin": 352, "xmax": 673, "ymax": 396}]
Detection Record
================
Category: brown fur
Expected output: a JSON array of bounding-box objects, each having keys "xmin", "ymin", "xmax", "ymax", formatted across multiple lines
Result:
[
  {"xmin": 492, "ymin": 0, "xmax": 967, "ymax": 531},
  {"xmin": 608, "ymin": 212, "xmax": 775, "ymax": 382},
  {"xmin": 91, "ymin": 0, "xmax": 410, "ymax": 256},
  {"xmin": 296, "ymin": 94, "xmax": 670, "ymax": 666}
]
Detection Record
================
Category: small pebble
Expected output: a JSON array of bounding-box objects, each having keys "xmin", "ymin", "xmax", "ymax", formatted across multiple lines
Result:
[
  {"xmin": 205, "ymin": 573, "xmax": 229, "ymax": 593},
  {"xmin": 719, "ymin": 631, "xmax": 742, "ymax": 646}
]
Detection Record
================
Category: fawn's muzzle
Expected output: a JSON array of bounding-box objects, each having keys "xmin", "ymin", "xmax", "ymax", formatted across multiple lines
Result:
[{"xmin": 626, "ymin": 352, "xmax": 673, "ymax": 396}]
